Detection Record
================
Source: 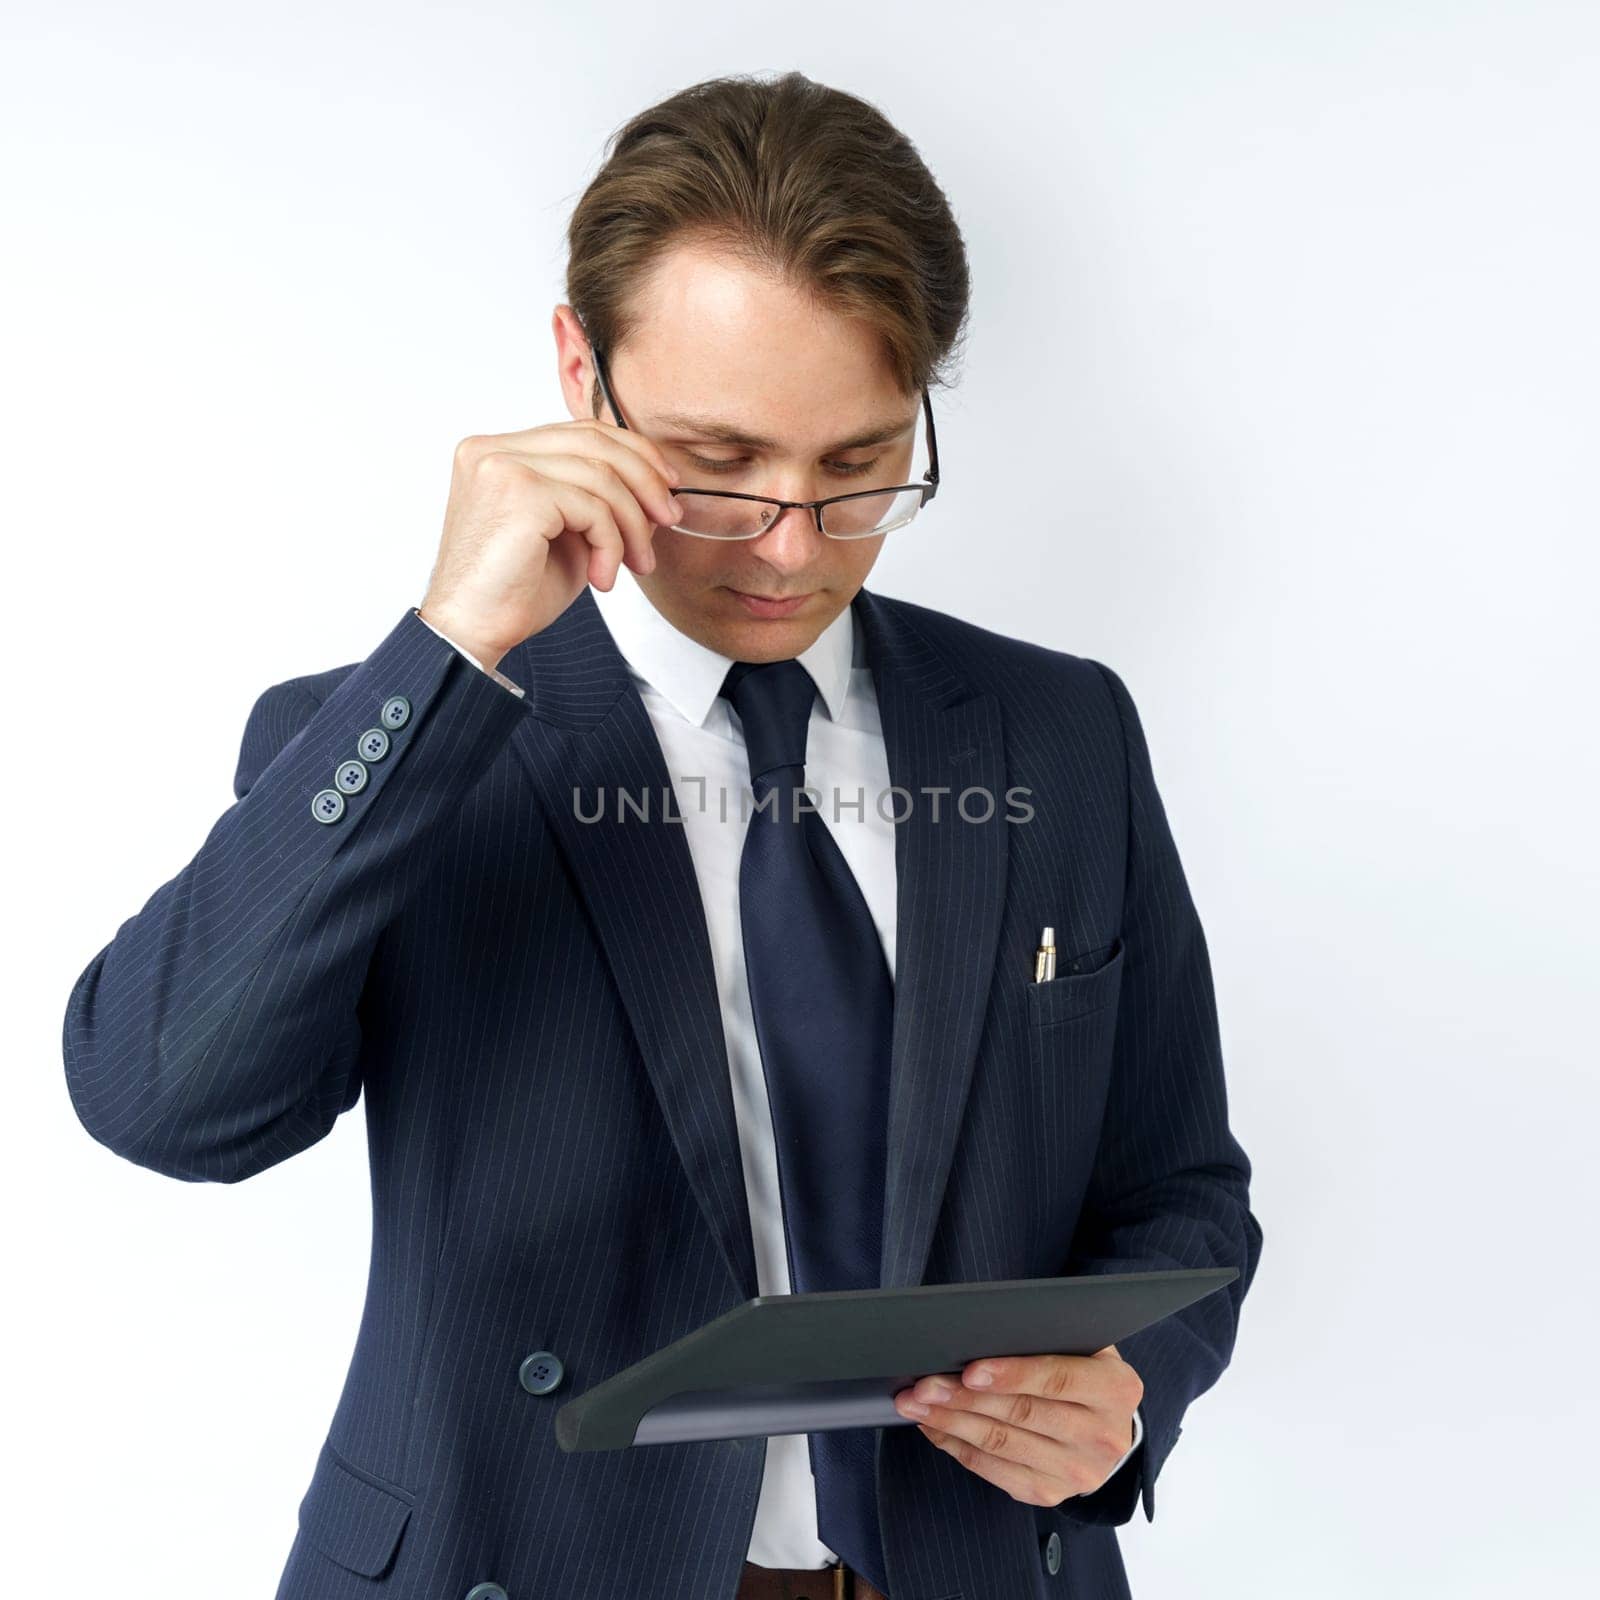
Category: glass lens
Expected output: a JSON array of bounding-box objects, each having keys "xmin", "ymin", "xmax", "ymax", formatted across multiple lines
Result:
[
  {"xmin": 671, "ymin": 486, "xmax": 923, "ymax": 540},
  {"xmin": 670, "ymin": 493, "xmax": 779, "ymax": 539},
  {"xmin": 821, "ymin": 485, "xmax": 924, "ymax": 539}
]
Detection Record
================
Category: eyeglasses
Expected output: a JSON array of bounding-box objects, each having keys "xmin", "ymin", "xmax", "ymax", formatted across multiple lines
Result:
[{"xmin": 589, "ymin": 343, "xmax": 940, "ymax": 541}]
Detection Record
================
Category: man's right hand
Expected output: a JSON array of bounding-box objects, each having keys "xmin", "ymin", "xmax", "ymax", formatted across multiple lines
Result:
[{"xmin": 418, "ymin": 419, "xmax": 685, "ymax": 672}]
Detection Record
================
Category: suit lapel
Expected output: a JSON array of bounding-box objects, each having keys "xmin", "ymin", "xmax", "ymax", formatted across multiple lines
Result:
[
  {"xmin": 498, "ymin": 583, "xmax": 1009, "ymax": 1304},
  {"xmin": 851, "ymin": 588, "xmax": 1010, "ymax": 1290},
  {"xmin": 500, "ymin": 588, "xmax": 760, "ymax": 1302}
]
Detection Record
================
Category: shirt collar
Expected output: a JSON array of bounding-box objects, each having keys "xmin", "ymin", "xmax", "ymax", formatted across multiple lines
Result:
[{"xmin": 588, "ymin": 568, "xmax": 858, "ymax": 729}]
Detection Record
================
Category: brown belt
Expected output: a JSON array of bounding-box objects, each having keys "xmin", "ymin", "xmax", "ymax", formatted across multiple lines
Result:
[{"xmin": 736, "ymin": 1559, "xmax": 889, "ymax": 1600}]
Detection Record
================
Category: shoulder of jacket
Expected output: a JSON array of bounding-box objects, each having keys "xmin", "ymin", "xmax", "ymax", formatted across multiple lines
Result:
[{"xmin": 871, "ymin": 590, "xmax": 1119, "ymax": 707}]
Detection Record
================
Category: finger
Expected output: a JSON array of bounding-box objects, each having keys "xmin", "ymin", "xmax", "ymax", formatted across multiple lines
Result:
[
  {"xmin": 534, "ymin": 476, "xmax": 628, "ymax": 590},
  {"xmin": 914, "ymin": 1391, "xmax": 1129, "ymax": 1501},
  {"xmin": 898, "ymin": 1381, "xmax": 1134, "ymax": 1468},
  {"xmin": 490, "ymin": 420, "xmax": 683, "ymax": 524},
  {"xmin": 475, "ymin": 450, "xmax": 655, "ymax": 580},
  {"xmin": 961, "ymin": 1353, "xmax": 1082, "ymax": 1399},
  {"xmin": 898, "ymin": 1377, "xmax": 1088, "ymax": 1442},
  {"xmin": 526, "ymin": 451, "xmax": 666, "ymax": 574},
  {"xmin": 962, "ymin": 1353, "xmax": 1121, "ymax": 1408},
  {"xmin": 909, "ymin": 1391, "xmax": 1073, "ymax": 1481},
  {"xmin": 914, "ymin": 1422, "xmax": 1077, "ymax": 1510}
]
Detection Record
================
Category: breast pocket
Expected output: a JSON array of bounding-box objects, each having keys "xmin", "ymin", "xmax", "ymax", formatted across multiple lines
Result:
[
  {"xmin": 1025, "ymin": 937, "xmax": 1126, "ymax": 1030},
  {"xmin": 1023, "ymin": 938, "xmax": 1126, "ymax": 1229}
]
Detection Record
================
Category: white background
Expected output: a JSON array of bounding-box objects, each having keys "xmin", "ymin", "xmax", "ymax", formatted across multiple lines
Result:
[{"xmin": 5, "ymin": 3, "xmax": 1596, "ymax": 1594}]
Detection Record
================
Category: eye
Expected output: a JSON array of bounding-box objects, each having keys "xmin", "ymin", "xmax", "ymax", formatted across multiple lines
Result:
[{"xmin": 685, "ymin": 454, "xmax": 881, "ymax": 478}]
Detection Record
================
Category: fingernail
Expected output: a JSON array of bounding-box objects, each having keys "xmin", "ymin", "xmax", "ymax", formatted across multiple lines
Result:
[
  {"xmin": 922, "ymin": 1381, "xmax": 953, "ymax": 1403},
  {"xmin": 666, "ymin": 498, "xmax": 684, "ymax": 521},
  {"xmin": 966, "ymin": 1368, "xmax": 993, "ymax": 1387},
  {"xmin": 898, "ymin": 1397, "xmax": 930, "ymax": 1418}
]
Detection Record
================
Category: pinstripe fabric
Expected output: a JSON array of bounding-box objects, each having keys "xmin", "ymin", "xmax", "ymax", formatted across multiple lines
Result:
[{"xmin": 62, "ymin": 588, "xmax": 1261, "ymax": 1600}]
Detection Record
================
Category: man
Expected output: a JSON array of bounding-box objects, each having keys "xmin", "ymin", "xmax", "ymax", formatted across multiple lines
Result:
[{"xmin": 63, "ymin": 72, "xmax": 1260, "ymax": 1600}]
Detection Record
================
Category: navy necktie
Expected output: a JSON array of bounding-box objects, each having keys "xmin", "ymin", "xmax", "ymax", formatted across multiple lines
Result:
[{"xmin": 719, "ymin": 657, "xmax": 894, "ymax": 1597}]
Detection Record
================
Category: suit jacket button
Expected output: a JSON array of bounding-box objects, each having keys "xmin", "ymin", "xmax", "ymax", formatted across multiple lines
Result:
[
  {"xmin": 358, "ymin": 726, "xmax": 391, "ymax": 762},
  {"xmin": 464, "ymin": 1586, "xmax": 509, "ymax": 1600},
  {"xmin": 1042, "ymin": 1529, "xmax": 1062, "ymax": 1575},
  {"xmin": 519, "ymin": 1351, "xmax": 564, "ymax": 1395},
  {"xmin": 334, "ymin": 759, "xmax": 368, "ymax": 794},
  {"xmin": 310, "ymin": 788, "xmax": 345, "ymax": 824},
  {"xmin": 381, "ymin": 694, "xmax": 411, "ymax": 729}
]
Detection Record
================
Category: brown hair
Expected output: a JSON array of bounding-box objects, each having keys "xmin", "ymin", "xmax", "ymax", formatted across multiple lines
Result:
[{"xmin": 563, "ymin": 71, "xmax": 971, "ymax": 415}]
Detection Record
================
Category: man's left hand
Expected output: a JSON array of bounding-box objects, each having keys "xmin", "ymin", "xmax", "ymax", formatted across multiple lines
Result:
[{"xmin": 891, "ymin": 1345, "xmax": 1143, "ymax": 1507}]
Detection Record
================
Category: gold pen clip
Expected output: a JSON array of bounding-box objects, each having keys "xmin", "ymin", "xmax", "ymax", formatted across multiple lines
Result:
[{"xmin": 1032, "ymin": 925, "xmax": 1056, "ymax": 983}]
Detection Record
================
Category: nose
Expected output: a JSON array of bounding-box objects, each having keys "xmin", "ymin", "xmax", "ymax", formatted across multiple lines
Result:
[{"xmin": 745, "ymin": 501, "xmax": 826, "ymax": 571}]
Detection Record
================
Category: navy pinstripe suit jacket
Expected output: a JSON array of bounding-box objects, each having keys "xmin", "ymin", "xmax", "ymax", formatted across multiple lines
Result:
[{"xmin": 63, "ymin": 584, "xmax": 1261, "ymax": 1600}]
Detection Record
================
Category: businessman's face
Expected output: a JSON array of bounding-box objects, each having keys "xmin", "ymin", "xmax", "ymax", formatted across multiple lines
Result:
[{"xmin": 555, "ymin": 239, "xmax": 922, "ymax": 663}]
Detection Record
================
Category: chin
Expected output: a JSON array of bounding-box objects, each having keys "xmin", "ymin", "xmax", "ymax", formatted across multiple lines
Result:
[{"xmin": 718, "ymin": 616, "xmax": 812, "ymax": 654}]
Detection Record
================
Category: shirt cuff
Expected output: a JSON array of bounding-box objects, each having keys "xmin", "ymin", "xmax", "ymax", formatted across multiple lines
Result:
[
  {"xmin": 412, "ymin": 608, "xmax": 526, "ymax": 698},
  {"xmin": 1109, "ymin": 1404, "xmax": 1144, "ymax": 1477}
]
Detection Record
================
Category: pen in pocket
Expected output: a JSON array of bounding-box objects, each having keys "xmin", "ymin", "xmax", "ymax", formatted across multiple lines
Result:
[{"xmin": 1032, "ymin": 926, "xmax": 1056, "ymax": 983}]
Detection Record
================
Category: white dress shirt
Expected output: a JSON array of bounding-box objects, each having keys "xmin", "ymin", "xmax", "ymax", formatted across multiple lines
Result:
[{"xmin": 412, "ymin": 584, "xmax": 1142, "ymax": 1563}]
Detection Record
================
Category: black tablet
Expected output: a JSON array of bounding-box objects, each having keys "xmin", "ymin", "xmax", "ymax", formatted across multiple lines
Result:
[{"xmin": 555, "ymin": 1267, "xmax": 1236, "ymax": 1451}]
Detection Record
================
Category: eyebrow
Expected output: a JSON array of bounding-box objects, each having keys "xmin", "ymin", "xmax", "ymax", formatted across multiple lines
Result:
[{"xmin": 647, "ymin": 410, "xmax": 917, "ymax": 453}]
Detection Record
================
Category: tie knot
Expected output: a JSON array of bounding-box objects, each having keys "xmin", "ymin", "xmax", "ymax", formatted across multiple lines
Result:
[{"xmin": 719, "ymin": 658, "xmax": 817, "ymax": 783}]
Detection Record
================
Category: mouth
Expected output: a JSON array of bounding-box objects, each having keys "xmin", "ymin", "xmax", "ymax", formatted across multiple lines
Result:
[{"xmin": 725, "ymin": 587, "xmax": 814, "ymax": 619}]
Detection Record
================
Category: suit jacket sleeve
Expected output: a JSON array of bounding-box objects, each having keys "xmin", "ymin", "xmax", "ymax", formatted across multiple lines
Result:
[
  {"xmin": 61, "ymin": 606, "xmax": 528, "ymax": 1183},
  {"xmin": 1051, "ymin": 660, "xmax": 1264, "ymax": 1530},
  {"xmin": 413, "ymin": 606, "xmax": 527, "ymax": 698}
]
